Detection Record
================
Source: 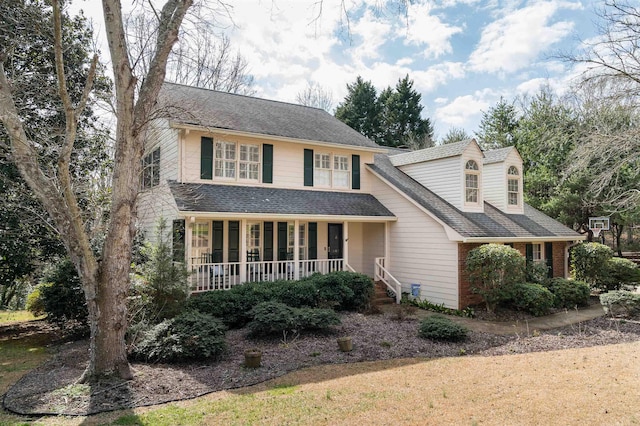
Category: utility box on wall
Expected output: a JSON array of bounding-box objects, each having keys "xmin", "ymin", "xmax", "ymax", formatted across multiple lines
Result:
[{"xmin": 411, "ymin": 283, "xmax": 421, "ymax": 298}]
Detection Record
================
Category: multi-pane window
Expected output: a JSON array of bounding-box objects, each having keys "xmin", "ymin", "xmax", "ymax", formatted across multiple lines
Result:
[
  {"xmin": 212, "ymin": 141, "xmax": 260, "ymax": 181},
  {"xmin": 239, "ymin": 144, "xmax": 260, "ymax": 180},
  {"xmin": 214, "ymin": 141, "xmax": 236, "ymax": 178},
  {"xmin": 508, "ymin": 166, "xmax": 520, "ymax": 206},
  {"xmin": 141, "ymin": 148, "xmax": 160, "ymax": 189},
  {"xmin": 286, "ymin": 222, "xmax": 307, "ymax": 260},
  {"xmin": 465, "ymin": 160, "xmax": 479, "ymax": 203},
  {"xmin": 314, "ymin": 153, "xmax": 349, "ymax": 188},
  {"xmin": 191, "ymin": 222, "xmax": 209, "ymax": 260},
  {"xmin": 247, "ymin": 222, "xmax": 261, "ymax": 259},
  {"xmin": 314, "ymin": 153, "xmax": 331, "ymax": 186},
  {"xmin": 333, "ymin": 155, "xmax": 350, "ymax": 188},
  {"xmin": 532, "ymin": 243, "xmax": 542, "ymax": 262}
]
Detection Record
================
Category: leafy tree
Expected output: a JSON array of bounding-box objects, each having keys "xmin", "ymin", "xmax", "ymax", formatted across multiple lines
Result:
[
  {"xmin": 380, "ymin": 75, "xmax": 434, "ymax": 148},
  {"xmin": 0, "ymin": 0, "xmax": 192, "ymax": 381},
  {"xmin": 441, "ymin": 127, "xmax": 471, "ymax": 145},
  {"xmin": 0, "ymin": 0, "xmax": 108, "ymax": 308},
  {"xmin": 335, "ymin": 76, "xmax": 383, "ymax": 142},
  {"xmin": 475, "ymin": 97, "xmax": 520, "ymax": 150}
]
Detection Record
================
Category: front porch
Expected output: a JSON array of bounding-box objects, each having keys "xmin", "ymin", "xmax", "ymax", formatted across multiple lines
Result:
[{"xmin": 190, "ymin": 258, "xmax": 349, "ymax": 291}]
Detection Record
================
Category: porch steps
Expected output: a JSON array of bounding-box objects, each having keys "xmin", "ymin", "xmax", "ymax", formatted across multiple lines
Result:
[{"xmin": 372, "ymin": 281, "xmax": 395, "ymax": 305}]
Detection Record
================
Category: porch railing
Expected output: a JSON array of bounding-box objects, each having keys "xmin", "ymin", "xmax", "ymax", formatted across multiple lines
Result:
[
  {"xmin": 189, "ymin": 258, "xmax": 346, "ymax": 293},
  {"xmin": 374, "ymin": 257, "xmax": 401, "ymax": 304}
]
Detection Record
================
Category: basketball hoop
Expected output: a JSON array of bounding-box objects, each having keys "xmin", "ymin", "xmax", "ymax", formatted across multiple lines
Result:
[{"xmin": 588, "ymin": 216, "xmax": 610, "ymax": 240}]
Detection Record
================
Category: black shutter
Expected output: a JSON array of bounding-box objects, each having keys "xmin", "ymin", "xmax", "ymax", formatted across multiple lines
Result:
[
  {"xmin": 525, "ymin": 243, "xmax": 533, "ymax": 268},
  {"xmin": 262, "ymin": 144, "xmax": 273, "ymax": 184},
  {"xmin": 352, "ymin": 155, "xmax": 360, "ymax": 190},
  {"xmin": 172, "ymin": 219, "xmax": 185, "ymax": 262},
  {"xmin": 308, "ymin": 222, "xmax": 317, "ymax": 260},
  {"xmin": 228, "ymin": 221, "xmax": 239, "ymax": 262},
  {"xmin": 201, "ymin": 137, "xmax": 213, "ymax": 179},
  {"xmin": 304, "ymin": 149, "xmax": 314, "ymax": 187},
  {"xmin": 264, "ymin": 222, "xmax": 274, "ymax": 261},
  {"xmin": 277, "ymin": 222, "xmax": 288, "ymax": 260},
  {"xmin": 545, "ymin": 242, "xmax": 553, "ymax": 278},
  {"xmin": 212, "ymin": 221, "xmax": 224, "ymax": 263}
]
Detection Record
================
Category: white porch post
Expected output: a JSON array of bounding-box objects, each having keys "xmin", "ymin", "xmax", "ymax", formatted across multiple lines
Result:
[
  {"xmin": 293, "ymin": 220, "xmax": 300, "ymax": 280},
  {"xmin": 240, "ymin": 219, "xmax": 247, "ymax": 283},
  {"xmin": 384, "ymin": 221, "xmax": 391, "ymax": 271},
  {"xmin": 343, "ymin": 221, "xmax": 349, "ymax": 270}
]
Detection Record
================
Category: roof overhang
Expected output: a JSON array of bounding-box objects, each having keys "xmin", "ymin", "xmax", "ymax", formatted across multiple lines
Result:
[
  {"xmin": 460, "ymin": 235, "xmax": 587, "ymax": 243},
  {"xmin": 365, "ymin": 165, "xmax": 465, "ymax": 241},
  {"xmin": 178, "ymin": 211, "xmax": 397, "ymax": 222},
  {"xmin": 169, "ymin": 121, "xmax": 388, "ymax": 154}
]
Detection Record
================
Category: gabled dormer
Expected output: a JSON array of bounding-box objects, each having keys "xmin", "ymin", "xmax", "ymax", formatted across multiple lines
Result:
[
  {"xmin": 483, "ymin": 146, "xmax": 524, "ymax": 214},
  {"xmin": 388, "ymin": 139, "xmax": 484, "ymax": 212}
]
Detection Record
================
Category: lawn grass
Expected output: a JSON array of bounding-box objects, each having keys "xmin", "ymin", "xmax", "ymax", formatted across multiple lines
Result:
[
  {"xmin": 0, "ymin": 310, "xmax": 42, "ymax": 324},
  {"xmin": 0, "ymin": 314, "xmax": 51, "ymax": 426}
]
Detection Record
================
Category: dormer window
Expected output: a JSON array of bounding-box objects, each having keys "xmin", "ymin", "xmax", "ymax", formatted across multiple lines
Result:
[
  {"xmin": 507, "ymin": 166, "xmax": 520, "ymax": 206},
  {"xmin": 465, "ymin": 160, "xmax": 479, "ymax": 203}
]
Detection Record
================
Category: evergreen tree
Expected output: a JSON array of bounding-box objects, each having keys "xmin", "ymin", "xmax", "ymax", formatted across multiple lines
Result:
[
  {"xmin": 475, "ymin": 97, "xmax": 520, "ymax": 150},
  {"xmin": 441, "ymin": 127, "xmax": 472, "ymax": 145},
  {"xmin": 380, "ymin": 75, "xmax": 434, "ymax": 148},
  {"xmin": 335, "ymin": 76, "xmax": 382, "ymax": 142}
]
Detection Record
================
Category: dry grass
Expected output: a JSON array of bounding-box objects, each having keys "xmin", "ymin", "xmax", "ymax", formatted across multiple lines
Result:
[{"xmin": 31, "ymin": 341, "xmax": 640, "ymax": 426}]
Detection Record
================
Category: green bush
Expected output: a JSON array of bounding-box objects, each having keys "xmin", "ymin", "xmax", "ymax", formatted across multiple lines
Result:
[
  {"xmin": 599, "ymin": 291, "xmax": 640, "ymax": 318},
  {"xmin": 466, "ymin": 244, "xmax": 526, "ymax": 313},
  {"xmin": 507, "ymin": 282, "xmax": 554, "ymax": 316},
  {"xmin": 264, "ymin": 279, "xmax": 319, "ymax": 308},
  {"xmin": 133, "ymin": 219, "xmax": 190, "ymax": 323},
  {"xmin": 186, "ymin": 289, "xmax": 258, "ymax": 328},
  {"xmin": 526, "ymin": 261, "xmax": 549, "ymax": 284},
  {"xmin": 309, "ymin": 271, "xmax": 373, "ymax": 311},
  {"xmin": 27, "ymin": 259, "xmax": 88, "ymax": 331},
  {"xmin": 131, "ymin": 310, "xmax": 227, "ymax": 362},
  {"xmin": 600, "ymin": 257, "xmax": 640, "ymax": 292},
  {"xmin": 25, "ymin": 285, "xmax": 45, "ymax": 317},
  {"xmin": 247, "ymin": 301, "xmax": 340, "ymax": 337},
  {"xmin": 418, "ymin": 315, "xmax": 468, "ymax": 342},
  {"xmin": 571, "ymin": 242, "xmax": 613, "ymax": 289},
  {"xmin": 544, "ymin": 278, "xmax": 590, "ymax": 308}
]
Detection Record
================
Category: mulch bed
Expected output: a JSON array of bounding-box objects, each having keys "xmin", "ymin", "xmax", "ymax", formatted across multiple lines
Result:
[{"xmin": 3, "ymin": 311, "xmax": 640, "ymax": 416}]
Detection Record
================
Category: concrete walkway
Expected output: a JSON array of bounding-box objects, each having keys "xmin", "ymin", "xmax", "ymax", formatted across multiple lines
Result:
[{"xmin": 384, "ymin": 302, "xmax": 606, "ymax": 336}]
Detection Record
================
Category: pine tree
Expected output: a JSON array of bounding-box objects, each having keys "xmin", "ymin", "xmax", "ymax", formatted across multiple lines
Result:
[{"xmin": 335, "ymin": 76, "xmax": 382, "ymax": 142}]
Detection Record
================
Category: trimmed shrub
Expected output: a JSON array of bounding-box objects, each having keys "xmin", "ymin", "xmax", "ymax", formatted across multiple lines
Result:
[
  {"xmin": 507, "ymin": 283, "xmax": 554, "ymax": 316},
  {"xmin": 466, "ymin": 244, "xmax": 526, "ymax": 313},
  {"xmin": 600, "ymin": 291, "xmax": 640, "ymax": 318},
  {"xmin": 600, "ymin": 257, "xmax": 640, "ymax": 292},
  {"xmin": 544, "ymin": 278, "xmax": 590, "ymax": 308},
  {"xmin": 571, "ymin": 242, "xmax": 613, "ymax": 289},
  {"xmin": 186, "ymin": 290, "xmax": 258, "ymax": 328},
  {"xmin": 418, "ymin": 315, "xmax": 468, "ymax": 342},
  {"xmin": 247, "ymin": 301, "xmax": 341, "ymax": 337},
  {"xmin": 309, "ymin": 271, "xmax": 373, "ymax": 311},
  {"xmin": 131, "ymin": 310, "xmax": 227, "ymax": 362},
  {"xmin": 264, "ymin": 279, "xmax": 320, "ymax": 308},
  {"xmin": 526, "ymin": 261, "xmax": 549, "ymax": 284}
]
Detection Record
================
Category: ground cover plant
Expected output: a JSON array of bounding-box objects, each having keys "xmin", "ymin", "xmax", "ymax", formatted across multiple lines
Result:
[
  {"xmin": 246, "ymin": 301, "xmax": 341, "ymax": 337},
  {"xmin": 418, "ymin": 315, "xmax": 469, "ymax": 341}
]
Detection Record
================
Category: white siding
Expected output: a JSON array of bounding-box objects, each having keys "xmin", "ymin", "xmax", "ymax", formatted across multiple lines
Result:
[
  {"xmin": 136, "ymin": 185, "xmax": 179, "ymax": 245},
  {"xmin": 483, "ymin": 150, "xmax": 524, "ymax": 214},
  {"xmin": 362, "ymin": 222, "xmax": 385, "ymax": 277},
  {"xmin": 371, "ymin": 173, "xmax": 459, "ymax": 308},
  {"xmin": 347, "ymin": 222, "xmax": 364, "ymax": 272},
  {"xmin": 180, "ymin": 129, "xmax": 377, "ymax": 193},
  {"xmin": 399, "ymin": 156, "xmax": 462, "ymax": 208},
  {"xmin": 146, "ymin": 119, "xmax": 179, "ymax": 181}
]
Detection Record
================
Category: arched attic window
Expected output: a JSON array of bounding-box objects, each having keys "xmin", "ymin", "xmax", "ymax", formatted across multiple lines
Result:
[
  {"xmin": 507, "ymin": 166, "xmax": 520, "ymax": 206},
  {"xmin": 465, "ymin": 160, "xmax": 479, "ymax": 204}
]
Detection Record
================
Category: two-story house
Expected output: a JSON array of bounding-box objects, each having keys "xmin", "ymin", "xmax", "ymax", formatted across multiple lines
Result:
[{"xmin": 137, "ymin": 83, "xmax": 584, "ymax": 309}]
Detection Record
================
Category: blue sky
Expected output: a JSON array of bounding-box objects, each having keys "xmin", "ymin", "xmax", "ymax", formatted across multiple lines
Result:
[{"xmin": 74, "ymin": 0, "xmax": 600, "ymax": 140}]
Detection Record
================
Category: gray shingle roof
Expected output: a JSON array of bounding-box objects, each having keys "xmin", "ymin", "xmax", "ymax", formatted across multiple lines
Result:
[
  {"xmin": 157, "ymin": 83, "xmax": 382, "ymax": 150},
  {"xmin": 483, "ymin": 147, "xmax": 514, "ymax": 164},
  {"xmin": 368, "ymin": 155, "xmax": 582, "ymax": 240},
  {"xmin": 388, "ymin": 139, "xmax": 475, "ymax": 167},
  {"xmin": 168, "ymin": 181, "xmax": 395, "ymax": 218}
]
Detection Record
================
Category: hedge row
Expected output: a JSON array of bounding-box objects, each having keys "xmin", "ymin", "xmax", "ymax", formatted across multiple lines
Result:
[{"xmin": 187, "ymin": 271, "xmax": 373, "ymax": 328}]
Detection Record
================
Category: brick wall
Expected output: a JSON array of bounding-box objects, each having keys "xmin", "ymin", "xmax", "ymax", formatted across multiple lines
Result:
[
  {"xmin": 552, "ymin": 241, "xmax": 566, "ymax": 278},
  {"xmin": 457, "ymin": 243, "xmax": 483, "ymax": 309}
]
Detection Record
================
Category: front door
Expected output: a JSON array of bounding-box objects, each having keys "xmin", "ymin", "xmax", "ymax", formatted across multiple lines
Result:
[{"xmin": 328, "ymin": 223, "xmax": 343, "ymax": 259}]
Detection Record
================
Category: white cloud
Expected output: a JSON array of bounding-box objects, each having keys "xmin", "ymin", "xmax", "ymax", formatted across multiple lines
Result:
[
  {"xmin": 348, "ymin": 9, "xmax": 394, "ymax": 62},
  {"xmin": 468, "ymin": 0, "xmax": 582, "ymax": 74},
  {"xmin": 400, "ymin": 2, "xmax": 463, "ymax": 58},
  {"xmin": 435, "ymin": 91, "xmax": 494, "ymax": 128}
]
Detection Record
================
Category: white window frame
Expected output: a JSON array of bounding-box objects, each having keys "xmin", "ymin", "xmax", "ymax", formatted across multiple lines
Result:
[
  {"xmin": 314, "ymin": 153, "xmax": 350, "ymax": 189},
  {"xmin": 191, "ymin": 222, "xmax": 210, "ymax": 260},
  {"xmin": 213, "ymin": 140, "xmax": 260, "ymax": 181},
  {"xmin": 246, "ymin": 221, "xmax": 261, "ymax": 260},
  {"xmin": 140, "ymin": 147, "xmax": 160, "ymax": 189},
  {"xmin": 314, "ymin": 153, "xmax": 331, "ymax": 187},
  {"xmin": 465, "ymin": 160, "xmax": 480, "ymax": 204},
  {"xmin": 532, "ymin": 243, "xmax": 542, "ymax": 262},
  {"xmin": 507, "ymin": 166, "xmax": 520, "ymax": 206},
  {"xmin": 286, "ymin": 222, "xmax": 307, "ymax": 260},
  {"xmin": 333, "ymin": 155, "xmax": 350, "ymax": 188}
]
